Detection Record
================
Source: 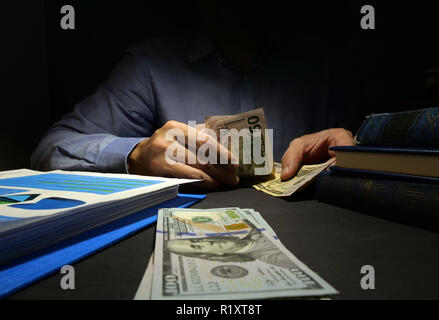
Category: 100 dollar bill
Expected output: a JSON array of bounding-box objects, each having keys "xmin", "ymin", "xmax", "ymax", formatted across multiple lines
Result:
[
  {"xmin": 151, "ymin": 208, "xmax": 337, "ymax": 300},
  {"xmin": 135, "ymin": 208, "xmax": 277, "ymax": 300}
]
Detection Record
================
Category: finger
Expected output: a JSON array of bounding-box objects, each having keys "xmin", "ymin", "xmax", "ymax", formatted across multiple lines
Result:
[
  {"xmin": 164, "ymin": 161, "xmax": 224, "ymax": 190},
  {"xmin": 280, "ymin": 140, "xmax": 304, "ymax": 181},
  {"xmin": 168, "ymin": 142, "xmax": 239, "ymax": 187},
  {"xmin": 204, "ymin": 163, "xmax": 239, "ymax": 187},
  {"xmin": 337, "ymin": 135, "xmax": 355, "ymax": 146},
  {"xmin": 185, "ymin": 142, "xmax": 240, "ymax": 187},
  {"xmin": 305, "ymin": 135, "xmax": 335, "ymax": 163},
  {"xmin": 165, "ymin": 121, "xmax": 238, "ymax": 173},
  {"xmin": 327, "ymin": 129, "xmax": 355, "ymax": 157},
  {"xmin": 196, "ymin": 130, "xmax": 238, "ymax": 165}
]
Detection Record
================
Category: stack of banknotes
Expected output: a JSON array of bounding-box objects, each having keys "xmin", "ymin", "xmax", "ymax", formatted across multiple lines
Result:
[
  {"xmin": 204, "ymin": 108, "xmax": 273, "ymax": 178},
  {"xmin": 135, "ymin": 207, "xmax": 337, "ymax": 300}
]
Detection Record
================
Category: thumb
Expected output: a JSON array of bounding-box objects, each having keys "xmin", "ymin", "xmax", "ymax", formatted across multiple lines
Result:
[{"xmin": 280, "ymin": 146, "xmax": 302, "ymax": 181}]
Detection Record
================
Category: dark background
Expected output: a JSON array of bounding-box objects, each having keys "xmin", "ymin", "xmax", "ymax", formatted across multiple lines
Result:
[{"xmin": 2, "ymin": 0, "xmax": 439, "ymax": 171}]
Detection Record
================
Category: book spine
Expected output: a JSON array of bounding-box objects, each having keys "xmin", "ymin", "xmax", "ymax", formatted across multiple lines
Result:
[
  {"xmin": 354, "ymin": 106, "xmax": 439, "ymax": 147},
  {"xmin": 317, "ymin": 172, "xmax": 439, "ymax": 232}
]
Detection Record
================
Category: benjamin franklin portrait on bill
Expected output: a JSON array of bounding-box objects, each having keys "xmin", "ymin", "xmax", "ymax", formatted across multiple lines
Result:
[{"xmin": 166, "ymin": 219, "xmax": 297, "ymax": 269}]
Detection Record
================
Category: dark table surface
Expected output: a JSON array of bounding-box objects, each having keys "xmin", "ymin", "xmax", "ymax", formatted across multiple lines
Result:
[{"xmin": 9, "ymin": 188, "xmax": 439, "ymax": 300}]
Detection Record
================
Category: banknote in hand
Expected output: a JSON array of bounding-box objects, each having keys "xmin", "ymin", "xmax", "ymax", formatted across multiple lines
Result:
[
  {"xmin": 204, "ymin": 108, "xmax": 274, "ymax": 178},
  {"xmin": 253, "ymin": 159, "xmax": 335, "ymax": 197}
]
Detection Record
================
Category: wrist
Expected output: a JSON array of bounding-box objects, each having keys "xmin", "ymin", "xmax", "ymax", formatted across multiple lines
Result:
[{"xmin": 127, "ymin": 138, "xmax": 149, "ymax": 174}]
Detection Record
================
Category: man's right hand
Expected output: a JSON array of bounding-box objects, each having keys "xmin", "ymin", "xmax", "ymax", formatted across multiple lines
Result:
[{"xmin": 127, "ymin": 121, "xmax": 239, "ymax": 189}]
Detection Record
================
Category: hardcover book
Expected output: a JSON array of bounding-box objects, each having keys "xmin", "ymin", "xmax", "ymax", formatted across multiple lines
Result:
[
  {"xmin": 317, "ymin": 170, "xmax": 439, "ymax": 232},
  {"xmin": 354, "ymin": 106, "xmax": 439, "ymax": 147},
  {"xmin": 330, "ymin": 146, "xmax": 439, "ymax": 178}
]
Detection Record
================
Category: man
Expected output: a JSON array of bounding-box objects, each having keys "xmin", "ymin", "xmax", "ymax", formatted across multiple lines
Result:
[{"xmin": 31, "ymin": 3, "xmax": 354, "ymax": 189}]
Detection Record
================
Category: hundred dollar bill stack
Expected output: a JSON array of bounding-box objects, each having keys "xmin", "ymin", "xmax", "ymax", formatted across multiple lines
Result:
[{"xmin": 142, "ymin": 207, "xmax": 337, "ymax": 300}]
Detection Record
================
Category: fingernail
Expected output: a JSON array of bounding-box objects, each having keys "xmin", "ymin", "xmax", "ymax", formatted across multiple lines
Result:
[{"xmin": 281, "ymin": 166, "xmax": 289, "ymax": 176}]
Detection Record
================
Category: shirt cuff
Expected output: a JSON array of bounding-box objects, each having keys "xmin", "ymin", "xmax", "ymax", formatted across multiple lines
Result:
[{"xmin": 96, "ymin": 137, "xmax": 146, "ymax": 174}]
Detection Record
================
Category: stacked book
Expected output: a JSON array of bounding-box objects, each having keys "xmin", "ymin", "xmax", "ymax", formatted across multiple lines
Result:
[
  {"xmin": 318, "ymin": 106, "xmax": 439, "ymax": 231},
  {"xmin": 0, "ymin": 169, "xmax": 195, "ymax": 266}
]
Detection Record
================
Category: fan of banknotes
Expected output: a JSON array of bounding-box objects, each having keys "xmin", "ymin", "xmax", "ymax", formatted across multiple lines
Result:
[
  {"xmin": 253, "ymin": 159, "xmax": 334, "ymax": 197},
  {"xmin": 135, "ymin": 207, "xmax": 337, "ymax": 300},
  {"xmin": 199, "ymin": 108, "xmax": 334, "ymax": 197}
]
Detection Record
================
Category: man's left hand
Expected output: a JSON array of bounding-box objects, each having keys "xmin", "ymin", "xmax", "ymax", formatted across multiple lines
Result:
[{"xmin": 280, "ymin": 128, "xmax": 354, "ymax": 181}]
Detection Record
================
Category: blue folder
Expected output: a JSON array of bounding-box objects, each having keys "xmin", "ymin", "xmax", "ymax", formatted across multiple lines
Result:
[{"xmin": 0, "ymin": 193, "xmax": 206, "ymax": 299}]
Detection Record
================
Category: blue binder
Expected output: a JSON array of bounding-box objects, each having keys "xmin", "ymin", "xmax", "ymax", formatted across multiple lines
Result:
[{"xmin": 0, "ymin": 193, "xmax": 206, "ymax": 299}]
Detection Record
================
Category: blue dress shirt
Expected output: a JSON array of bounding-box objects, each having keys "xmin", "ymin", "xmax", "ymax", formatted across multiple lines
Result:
[{"xmin": 31, "ymin": 33, "xmax": 349, "ymax": 173}]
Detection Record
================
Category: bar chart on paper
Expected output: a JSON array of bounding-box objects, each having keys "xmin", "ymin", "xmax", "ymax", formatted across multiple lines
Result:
[{"xmin": 0, "ymin": 173, "xmax": 163, "ymax": 195}]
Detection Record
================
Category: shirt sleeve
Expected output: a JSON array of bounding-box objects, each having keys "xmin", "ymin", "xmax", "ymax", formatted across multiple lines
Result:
[{"xmin": 31, "ymin": 48, "xmax": 156, "ymax": 173}]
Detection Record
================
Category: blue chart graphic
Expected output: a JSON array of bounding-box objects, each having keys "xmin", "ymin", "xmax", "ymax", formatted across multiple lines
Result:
[
  {"xmin": 10, "ymin": 198, "xmax": 86, "ymax": 210},
  {"xmin": 0, "ymin": 174, "xmax": 163, "ymax": 195},
  {"xmin": 0, "ymin": 194, "xmax": 40, "ymax": 219},
  {"xmin": 0, "ymin": 194, "xmax": 39, "ymax": 204},
  {"xmin": 0, "ymin": 188, "xmax": 29, "ymax": 196},
  {"xmin": 5, "ymin": 195, "xmax": 33, "ymax": 202}
]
